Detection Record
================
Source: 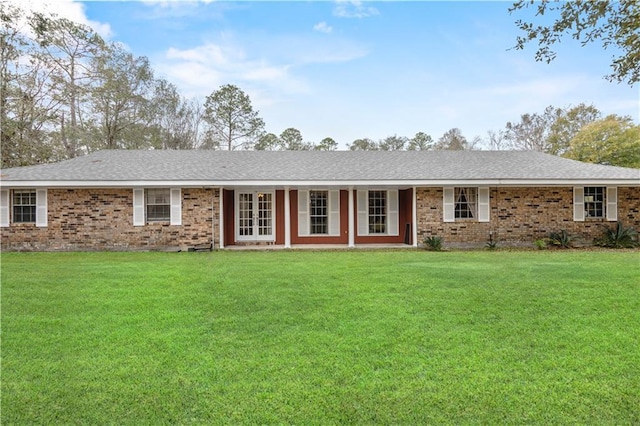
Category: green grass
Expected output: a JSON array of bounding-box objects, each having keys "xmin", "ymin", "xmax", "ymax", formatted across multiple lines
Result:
[{"xmin": 2, "ymin": 250, "xmax": 639, "ymax": 424}]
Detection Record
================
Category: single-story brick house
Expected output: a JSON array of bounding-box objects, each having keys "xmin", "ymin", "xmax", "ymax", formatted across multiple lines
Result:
[{"xmin": 1, "ymin": 150, "xmax": 639, "ymax": 251}]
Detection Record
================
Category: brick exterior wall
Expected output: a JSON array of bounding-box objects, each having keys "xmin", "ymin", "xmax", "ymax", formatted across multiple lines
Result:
[
  {"xmin": 1, "ymin": 186, "xmax": 638, "ymax": 250},
  {"xmin": 1, "ymin": 188, "xmax": 219, "ymax": 251},
  {"xmin": 416, "ymin": 187, "xmax": 640, "ymax": 247}
]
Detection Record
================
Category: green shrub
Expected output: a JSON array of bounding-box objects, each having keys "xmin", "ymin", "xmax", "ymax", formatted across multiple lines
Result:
[
  {"xmin": 486, "ymin": 239, "xmax": 498, "ymax": 250},
  {"xmin": 534, "ymin": 239, "xmax": 548, "ymax": 250},
  {"xmin": 549, "ymin": 230, "xmax": 574, "ymax": 249},
  {"xmin": 424, "ymin": 236, "xmax": 443, "ymax": 251},
  {"xmin": 595, "ymin": 222, "xmax": 638, "ymax": 248}
]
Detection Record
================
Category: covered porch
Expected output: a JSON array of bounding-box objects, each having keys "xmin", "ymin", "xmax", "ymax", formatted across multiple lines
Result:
[{"xmin": 218, "ymin": 186, "xmax": 418, "ymax": 249}]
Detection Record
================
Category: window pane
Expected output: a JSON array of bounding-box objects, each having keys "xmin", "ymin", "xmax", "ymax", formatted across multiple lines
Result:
[
  {"xmin": 368, "ymin": 191, "xmax": 386, "ymax": 234},
  {"xmin": 584, "ymin": 187, "xmax": 605, "ymax": 218},
  {"xmin": 12, "ymin": 190, "xmax": 37, "ymax": 223},
  {"xmin": 310, "ymin": 191, "xmax": 328, "ymax": 234},
  {"xmin": 455, "ymin": 188, "xmax": 477, "ymax": 219},
  {"xmin": 146, "ymin": 189, "xmax": 171, "ymax": 221}
]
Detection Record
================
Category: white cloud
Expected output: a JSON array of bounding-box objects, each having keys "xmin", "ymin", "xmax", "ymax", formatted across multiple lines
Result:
[
  {"xmin": 156, "ymin": 41, "xmax": 309, "ymax": 103},
  {"xmin": 313, "ymin": 22, "xmax": 333, "ymax": 34},
  {"xmin": 333, "ymin": 0, "xmax": 379, "ymax": 18},
  {"xmin": 5, "ymin": 0, "xmax": 112, "ymax": 39}
]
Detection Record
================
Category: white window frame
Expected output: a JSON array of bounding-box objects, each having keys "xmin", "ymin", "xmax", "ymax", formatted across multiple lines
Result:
[
  {"xmin": 133, "ymin": 188, "xmax": 181, "ymax": 226},
  {"xmin": 12, "ymin": 189, "xmax": 37, "ymax": 224},
  {"xmin": 0, "ymin": 189, "xmax": 47, "ymax": 227},
  {"xmin": 298, "ymin": 189, "xmax": 340, "ymax": 237},
  {"xmin": 443, "ymin": 187, "xmax": 489, "ymax": 223},
  {"xmin": 146, "ymin": 188, "xmax": 171, "ymax": 222},
  {"xmin": 574, "ymin": 186, "xmax": 617, "ymax": 222},
  {"xmin": 356, "ymin": 189, "xmax": 399, "ymax": 236},
  {"xmin": 454, "ymin": 187, "xmax": 477, "ymax": 219}
]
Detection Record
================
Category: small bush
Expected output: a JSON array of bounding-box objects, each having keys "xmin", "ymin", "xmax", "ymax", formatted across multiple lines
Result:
[
  {"xmin": 595, "ymin": 222, "xmax": 638, "ymax": 248},
  {"xmin": 534, "ymin": 239, "xmax": 547, "ymax": 250},
  {"xmin": 424, "ymin": 236, "xmax": 444, "ymax": 251},
  {"xmin": 549, "ymin": 230, "xmax": 574, "ymax": 249},
  {"xmin": 486, "ymin": 239, "xmax": 498, "ymax": 250}
]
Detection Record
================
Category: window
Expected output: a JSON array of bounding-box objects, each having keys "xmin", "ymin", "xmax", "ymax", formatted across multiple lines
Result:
[
  {"xmin": 145, "ymin": 189, "xmax": 171, "ymax": 222},
  {"xmin": 356, "ymin": 190, "xmax": 399, "ymax": 236},
  {"xmin": 13, "ymin": 190, "xmax": 37, "ymax": 223},
  {"xmin": 368, "ymin": 190, "xmax": 387, "ymax": 234},
  {"xmin": 443, "ymin": 187, "xmax": 489, "ymax": 223},
  {"xmin": 309, "ymin": 191, "xmax": 328, "ymax": 234},
  {"xmin": 454, "ymin": 188, "xmax": 477, "ymax": 219},
  {"xmin": 584, "ymin": 187, "xmax": 604, "ymax": 218},
  {"xmin": 133, "ymin": 188, "xmax": 181, "ymax": 226},
  {"xmin": 298, "ymin": 190, "xmax": 340, "ymax": 237}
]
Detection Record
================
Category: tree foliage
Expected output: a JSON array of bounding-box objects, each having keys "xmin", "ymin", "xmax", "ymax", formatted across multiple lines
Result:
[
  {"xmin": 90, "ymin": 43, "xmax": 156, "ymax": 150},
  {"xmin": 407, "ymin": 132, "xmax": 434, "ymax": 151},
  {"xmin": 348, "ymin": 138, "xmax": 378, "ymax": 151},
  {"xmin": 379, "ymin": 134, "xmax": 407, "ymax": 151},
  {"xmin": 202, "ymin": 84, "xmax": 265, "ymax": 150},
  {"xmin": 504, "ymin": 104, "xmax": 601, "ymax": 153},
  {"xmin": 547, "ymin": 104, "xmax": 601, "ymax": 155},
  {"xmin": 563, "ymin": 115, "xmax": 640, "ymax": 168},
  {"xmin": 509, "ymin": 0, "xmax": 640, "ymax": 85},
  {"xmin": 505, "ymin": 106, "xmax": 558, "ymax": 152},
  {"xmin": 279, "ymin": 127, "xmax": 311, "ymax": 150},
  {"xmin": 435, "ymin": 128, "xmax": 476, "ymax": 150},
  {"xmin": 315, "ymin": 137, "xmax": 338, "ymax": 151},
  {"xmin": 0, "ymin": 6, "xmax": 205, "ymax": 167}
]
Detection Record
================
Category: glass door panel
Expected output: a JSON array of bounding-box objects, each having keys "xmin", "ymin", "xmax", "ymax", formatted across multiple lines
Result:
[
  {"xmin": 238, "ymin": 193, "xmax": 254, "ymax": 237},
  {"xmin": 257, "ymin": 193, "xmax": 273, "ymax": 237},
  {"xmin": 236, "ymin": 191, "xmax": 274, "ymax": 241}
]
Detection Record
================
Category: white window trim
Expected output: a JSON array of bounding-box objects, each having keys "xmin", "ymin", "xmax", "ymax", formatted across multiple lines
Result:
[
  {"xmin": 133, "ymin": 188, "xmax": 181, "ymax": 226},
  {"xmin": 356, "ymin": 189, "xmax": 399, "ymax": 236},
  {"xmin": 443, "ymin": 187, "xmax": 489, "ymax": 223},
  {"xmin": 574, "ymin": 186, "xmax": 617, "ymax": 222},
  {"xmin": 0, "ymin": 189, "xmax": 47, "ymax": 227},
  {"xmin": 298, "ymin": 189, "xmax": 340, "ymax": 237}
]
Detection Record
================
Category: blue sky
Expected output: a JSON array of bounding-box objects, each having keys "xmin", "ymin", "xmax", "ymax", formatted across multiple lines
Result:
[{"xmin": 16, "ymin": 0, "xmax": 640, "ymax": 148}]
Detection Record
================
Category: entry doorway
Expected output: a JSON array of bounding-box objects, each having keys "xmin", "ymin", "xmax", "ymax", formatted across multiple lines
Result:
[{"xmin": 235, "ymin": 191, "xmax": 275, "ymax": 242}]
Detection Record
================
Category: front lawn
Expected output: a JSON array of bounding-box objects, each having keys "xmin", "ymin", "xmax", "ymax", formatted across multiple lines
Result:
[{"xmin": 2, "ymin": 250, "xmax": 639, "ymax": 424}]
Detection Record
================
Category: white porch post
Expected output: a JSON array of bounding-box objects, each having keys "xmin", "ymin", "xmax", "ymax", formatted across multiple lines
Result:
[
  {"xmin": 219, "ymin": 187, "xmax": 224, "ymax": 249},
  {"xmin": 348, "ymin": 186, "xmax": 355, "ymax": 248},
  {"xmin": 412, "ymin": 186, "xmax": 418, "ymax": 247},
  {"xmin": 284, "ymin": 186, "xmax": 291, "ymax": 248}
]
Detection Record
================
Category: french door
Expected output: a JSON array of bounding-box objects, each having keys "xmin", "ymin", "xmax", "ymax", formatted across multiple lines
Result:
[{"xmin": 236, "ymin": 191, "xmax": 275, "ymax": 242}]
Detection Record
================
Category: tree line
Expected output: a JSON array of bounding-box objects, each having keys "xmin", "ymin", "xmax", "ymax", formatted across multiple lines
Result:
[{"xmin": 2, "ymin": 4, "xmax": 638, "ymax": 169}]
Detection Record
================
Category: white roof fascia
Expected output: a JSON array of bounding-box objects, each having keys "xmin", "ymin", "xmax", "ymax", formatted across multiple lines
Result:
[{"xmin": 1, "ymin": 178, "xmax": 639, "ymax": 188}]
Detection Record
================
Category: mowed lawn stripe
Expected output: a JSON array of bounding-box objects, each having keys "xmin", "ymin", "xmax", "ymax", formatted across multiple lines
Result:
[{"xmin": 2, "ymin": 251, "xmax": 639, "ymax": 424}]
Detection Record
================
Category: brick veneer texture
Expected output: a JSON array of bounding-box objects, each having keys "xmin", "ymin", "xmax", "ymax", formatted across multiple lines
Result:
[
  {"xmin": 1, "ymin": 186, "xmax": 638, "ymax": 250},
  {"xmin": 416, "ymin": 187, "xmax": 640, "ymax": 246},
  {"xmin": 1, "ymin": 188, "xmax": 219, "ymax": 251}
]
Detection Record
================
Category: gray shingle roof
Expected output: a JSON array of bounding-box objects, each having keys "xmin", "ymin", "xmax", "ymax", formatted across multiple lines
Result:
[{"xmin": 1, "ymin": 150, "xmax": 639, "ymax": 185}]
